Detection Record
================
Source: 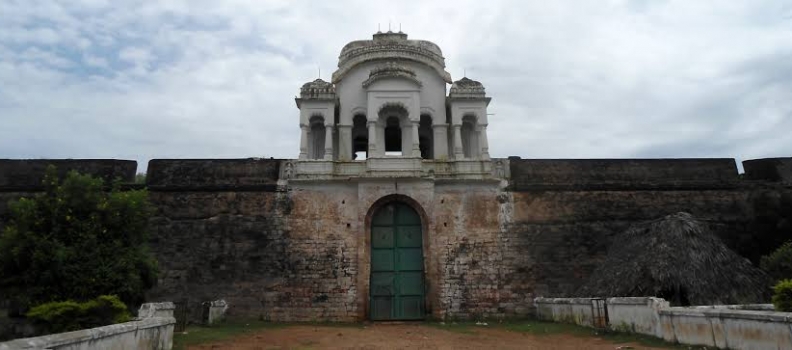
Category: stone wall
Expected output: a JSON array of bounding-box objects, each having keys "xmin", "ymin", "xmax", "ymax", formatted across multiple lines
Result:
[
  {"xmin": 508, "ymin": 158, "xmax": 738, "ymax": 190},
  {"xmin": 1, "ymin": 157, "xmax": 790, "ymax": 322},
  {"xmin": 503, "ymin": 158, "xmax": 791, "ymax": 299}
]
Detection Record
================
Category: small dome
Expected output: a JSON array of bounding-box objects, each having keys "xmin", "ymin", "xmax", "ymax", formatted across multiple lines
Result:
[
  {"xmin": 449, "ymin": 77, "xmax": 487, "ymax": 99},
  {"xmin": 299, "ymin": 78, "xmax": 336, "ymax": 100}
]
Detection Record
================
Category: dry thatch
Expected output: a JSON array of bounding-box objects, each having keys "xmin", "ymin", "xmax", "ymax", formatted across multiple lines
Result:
[{"xmin": 578, "ymin": 212, "xmax": 771, "ymax": 305}]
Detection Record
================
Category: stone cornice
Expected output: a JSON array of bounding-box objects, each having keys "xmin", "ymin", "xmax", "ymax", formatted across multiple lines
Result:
[{"xmin": 333, "ymin": 46, "xmax": 452, "ymax": 84}]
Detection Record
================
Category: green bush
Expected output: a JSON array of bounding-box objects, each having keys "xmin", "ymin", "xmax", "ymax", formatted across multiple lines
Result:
[
  {"xmin": 772, "ymin": 280, "xmax": 792, "ymax": 312},
  {"xmin": 761, "ymin": 241, "xmax": 792, "ymax": 281},
  {"xmin": 0, "ymin": 166, "xmax": 157, "ymax": 313},
  {"xmin": 26, "ymin": 295, "xmax": 132, "ymax": 334}
]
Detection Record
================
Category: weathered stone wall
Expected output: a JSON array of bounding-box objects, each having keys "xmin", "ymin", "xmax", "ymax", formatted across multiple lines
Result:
[
  {"xmin": 1, "ymin": 157, "xmax": 790, "ymax": 323},
  {"xmin": 143, "ymin": 159, "xmax": 342, "ymax": 321},
  {"xmin": 743, "ymin": 157, "xmax": 792, "ymax": 183},
  {"xmin": 502, "ymin": 158, "xmax": 791, "ymax": 301}
]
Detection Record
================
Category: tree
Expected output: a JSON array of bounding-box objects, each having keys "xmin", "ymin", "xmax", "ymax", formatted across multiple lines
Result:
[
  {"xmin": 0, "ymin": 167, "xmax": 157, "ymax": 314},
  {"xmin": 761, "ymin": 241, "xmax": 792, "ymax": 282}
]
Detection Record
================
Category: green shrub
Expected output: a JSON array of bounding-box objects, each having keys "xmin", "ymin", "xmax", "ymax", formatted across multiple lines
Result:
[
  {"xmin": 26, "ymin": 295, "xmax": 131, "ymax": 334},
  {"xmin": 0, "ymin": 166, "xmax": 157, "ymax": 312},
  {"xmin": 761, "ymin": 241, "xmax": 792, "ymax": 281},
  {"xmin": 771, "ymin": 280, "xmax": 792, "ymax": 312}
]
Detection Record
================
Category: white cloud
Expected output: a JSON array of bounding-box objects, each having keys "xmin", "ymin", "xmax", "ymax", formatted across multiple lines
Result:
[{"xmin": 0, "ymin": 0, "xmax": 791, "ymax": 173}]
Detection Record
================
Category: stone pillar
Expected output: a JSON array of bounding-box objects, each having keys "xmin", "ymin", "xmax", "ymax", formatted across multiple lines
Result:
[
  {"xmin": 453, "ymin": 124, "xmax": 464, "ymax": 159},
  {"xmin": 432, "ymin": 124, "xmax": 448, "ymax": 160},
  {"xmin": 411, "ymin": 120, "xmax": 421, "ymax": 157},
  {"xmin": 479, "ymin": 124, "xmax": 490, "ymax": 160},
  {"xmin": 324, "ymin": 125, "xmax": 334, "ymax": 161},
  {"xmin": 299, "ymin": 124, "xmax": 309, "ymax": 160},
  {"xmin": 367, "ymin": 120, "xmax": 377, "ymax": 156},
  {"xmin": 337, "ymin": 125, "xmax": 352, "ymax": 161}
]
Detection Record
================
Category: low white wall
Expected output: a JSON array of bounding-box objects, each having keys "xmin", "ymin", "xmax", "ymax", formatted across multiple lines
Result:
[
  {"xmin": 659, "ymin": 307, "xmax": 792, "ymax": 349},
  {"xmin": 0, "ymin": 302, "xmax": 176, "ymax": 350},
  {"xmin": 534, "ymin": 298, "xmax": 598, "ymax": 327},
  {"xmin": 203, "ymin": 299, "xmax": 228, "ymax": 325},
  {"xmin": 606, "ymin": 297, "xmax": 668, "ymax": 336},
  {"xmin": 534, "ymin": 297, "xmax": 792, "ymax": 350}
]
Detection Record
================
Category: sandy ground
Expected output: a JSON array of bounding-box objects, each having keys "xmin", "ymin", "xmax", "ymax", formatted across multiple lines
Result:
[{"xmin": 186, "ymin": 323, "xmax": 665, "ymax": 350}]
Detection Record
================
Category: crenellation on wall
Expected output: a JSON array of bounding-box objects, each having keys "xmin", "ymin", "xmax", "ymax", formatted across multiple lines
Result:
[
  {"xmin": 743, "ymin": 157, "xmax": 792, "ymax": 183},
  {"xmin": 146, "ymin": 158, "xmax": 281, "ymax": 190},
  {"xmin": 0, "ymin": 159, "xmax": 137, "ymax": 191},
  {"xmin": 509, "ymin": 158, "xmax": 739, "ymax": 191}
]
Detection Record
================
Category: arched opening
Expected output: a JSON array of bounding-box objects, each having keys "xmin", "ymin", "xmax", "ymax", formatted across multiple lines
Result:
[
  {"xmin": 384, "ymin": 117, "xmax": 402, "ymax": 156},
  {"xmin": 369, "ymin": 200, "xmax": 425, "ymax": 320},
  {"xmin": 419, "ymin": 114, "xmax": 433, "ymax": 159},
  {"xmin": 309, "ymin": 116, "xmax": 326, "ymax": 159},
  {"xmin": 352, "ymin": 114, "xmax": 368, "ymax": 160},
  {"xmin": 379, "ymin": 103, "xmax": 409, "ymax": 157},
  {"xmin": 461, "ymin": 115, "xmax": 478, "ymax": 159}
]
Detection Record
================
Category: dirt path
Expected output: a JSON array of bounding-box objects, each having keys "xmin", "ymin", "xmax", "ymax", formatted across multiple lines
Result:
[{"xmin": 186, "ymin": 323, "xmax": 665, "ymax": 350}]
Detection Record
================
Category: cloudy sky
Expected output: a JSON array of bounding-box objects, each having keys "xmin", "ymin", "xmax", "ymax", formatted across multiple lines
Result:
[{"xmin": 1, "ymin": 0, "xmax": 791, "ymax": 173}]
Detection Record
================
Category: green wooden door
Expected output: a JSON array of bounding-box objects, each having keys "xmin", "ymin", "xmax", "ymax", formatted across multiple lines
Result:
[{"xmin": 370, "ymin": 202, "xmax": 425, "ymax": 320}]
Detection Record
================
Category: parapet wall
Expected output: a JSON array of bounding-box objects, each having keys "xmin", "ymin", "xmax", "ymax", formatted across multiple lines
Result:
[
  {"xmin": 535, "ymin": 297, "xmax": 792, "ymax": 349},
  {"xmin": 147, "ymin": 158, "xmax": 281, "ymax": 190},
  {"xmin": 509, "ymin": 158, "xmax": 738, "ymax": 190},
  {"xmin": 0, "ymin": 302, "xmax": 175, "ymax": 350},
  {"xmin": 743, "ymin": 157, "xmax": 792, "ymax": 183},
  {"xmin": 0, "ymin": 159, "xmax": 137, "ymax": 191}
]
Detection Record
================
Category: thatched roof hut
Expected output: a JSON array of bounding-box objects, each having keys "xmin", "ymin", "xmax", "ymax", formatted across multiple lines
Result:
[{"xmin": 578, "ymin": 212, "xmax": 770, "ymax": 305}]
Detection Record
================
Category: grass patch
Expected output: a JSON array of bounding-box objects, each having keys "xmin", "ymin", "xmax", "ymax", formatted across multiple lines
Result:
[
  {"xmin": 172, "ymin": 320, "xmax": 284, "ymax": 350},
  {"xmin": 172, "ymin": 321, "xmax": 362, "ymax": 350},
  {"xmin": 501, "ymin": 320, "xmax": 686, "ymax": 349}
]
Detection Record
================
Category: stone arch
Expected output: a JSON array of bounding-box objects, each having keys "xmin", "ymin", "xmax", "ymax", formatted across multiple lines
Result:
[
  {"xmin": 377, "ymin": 103, "xmax": 410, "ymax": 155},
  {"xmin": 358, "ymin": 194, "xmax": 433, "ymax": 320}
]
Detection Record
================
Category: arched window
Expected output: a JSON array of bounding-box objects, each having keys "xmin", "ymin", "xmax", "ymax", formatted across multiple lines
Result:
[
  {"xmin": 352, "ymin": 114, "xmax": 368, "ymax": 160},
  {"xmin": 461, "ymin": 115, "xmax": 478, "ymax": 159},
  {"xmin": 419, "ymin": 114, "xmax": 433, "ymax": 159},
  {"xmin": 309, "ymin": 116, "xmax": 325, "ymax": 159}
]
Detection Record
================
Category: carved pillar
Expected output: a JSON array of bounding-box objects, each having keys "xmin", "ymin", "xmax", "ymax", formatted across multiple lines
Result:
[
  {"xmin": 367, "ymin": 120, "xmax": 377, "ymax": 156},
  {"xmin": 453, "ymin": 124, "xmax": 464, "ymax": 159},
  {"xmin": 324, "ymin": 125, "xmax": 334, "ymax": 161},
  {"xmin": 479, "ymin": 124, "xmax": 490, "ymax": 160},
  {"xmin": 411, "ymin": 120, "xmax": 421, "ymax": 157},
  {"xmin": 337, "ymin": 125, "xmax": 352, "ymax": 161},
  {"xmin": 299, "ymin": 124, "xmax": 309, "ymax": 160}
]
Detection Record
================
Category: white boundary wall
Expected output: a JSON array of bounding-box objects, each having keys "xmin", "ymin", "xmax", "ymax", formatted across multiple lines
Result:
[
  {"xmin": 0, "ymin": 302, "xmax": 175, "ymax": 350},
  {"xmin": 535, "ymin": 297, "xmax": 792, "ymax": 350}
]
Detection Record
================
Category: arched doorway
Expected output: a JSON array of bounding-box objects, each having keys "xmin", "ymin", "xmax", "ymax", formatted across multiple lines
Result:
[{"xmin": 369, "ymin": 201, "xmax": 425, "ymax": 320}]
